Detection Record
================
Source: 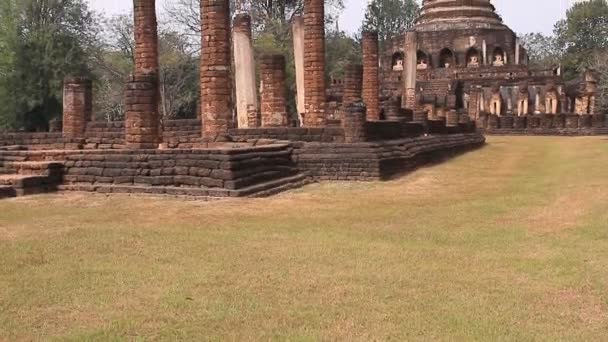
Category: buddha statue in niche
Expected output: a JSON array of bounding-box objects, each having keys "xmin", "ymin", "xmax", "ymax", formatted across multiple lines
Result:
[
  {"xmin": 493, "ymin": 54, "xmax": 505, "ymax": 66},
  {"xmin": 468, "ymin": 55, "xmax": 480, "ymax": 67},
  {"xmin": 393, "ymin": 58, "xmax": 404, "ymax": 71},
  {"xmin": 417, "ymin": 57, "xmax": 428, "ymax": 70}
]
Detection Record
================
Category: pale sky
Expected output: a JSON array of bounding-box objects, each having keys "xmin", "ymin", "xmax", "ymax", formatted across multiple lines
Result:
[{"xmin": 88, "ymin": 0, "xmax": 579, "ymax": 35}]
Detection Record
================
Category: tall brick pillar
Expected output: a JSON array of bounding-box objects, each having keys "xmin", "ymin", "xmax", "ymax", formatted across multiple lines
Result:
[
  {"xmin": 201, "ymin": 0, "xmax": 234, "ymax": 140},
  {"xmin": 125, "ymin": 74, "xmax": 160, "ymax": 149},
  {"xmin": 343, "ymin": 64, "xmax": 363, "ymax": 107},
  {"xmin": 362, "ymin": 31, "xmax": 380, "ymax": 120},
  {"xmin": 292, "ymin": 16, "xmax": 306, "ymax": 124},
  {"xmin": 127, "ymin": 0, "xmax": 160, "ymax": 148},
  {"xmin": 63, "ymin": 76, "xmax": 92, "ymax": 137},
  {"xmin": 260, "ymin": 55, "xmax": 289, "ymax": 127},
  {"xmin": 403, "ymin": 31, "xmax": 418, "ymax": 110},
  {"xmin": 233, "ymin": 14, "xmax": 258, "ymax": 128},
  {"xmin": 303, "ymin": 0, "xmax": 326, "ymax": 127},
  {"xmin": 133, "ymin": 0, "xmax": 159, "ymax": 75}
]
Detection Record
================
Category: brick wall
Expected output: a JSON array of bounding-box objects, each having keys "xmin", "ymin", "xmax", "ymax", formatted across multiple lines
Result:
[
  {"xmin": 294, "ymin": 133, "xmax": 486, "ymax": 180},
  {"xmin": 479, "ymin": 113, "xmax": 608, "ymax": 135}
]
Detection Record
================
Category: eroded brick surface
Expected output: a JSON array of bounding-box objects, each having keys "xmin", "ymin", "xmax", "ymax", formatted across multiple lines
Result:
[{"xmin": 200, "ymin": 0, "xmax": 234, "ymax": 139}]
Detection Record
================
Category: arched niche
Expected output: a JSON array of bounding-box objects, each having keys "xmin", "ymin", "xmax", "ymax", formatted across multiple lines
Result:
[
  {"xmin": 466, "ymin": 48, "xmax": 481, "ymax": 67},
  {"xmin": 416, "ymin": 50, "xmax": 430, "ymax": 70},
  {"xmin": 439, "ymin": 48, "xmax": 455, "ymax": 68},
  {"xmin": 492, "ymin": 47, "xmax": 505, "ymax": 66},
  {"xmin": 392, "ymin": 52, "xmax": 404, "ymax": 71}
]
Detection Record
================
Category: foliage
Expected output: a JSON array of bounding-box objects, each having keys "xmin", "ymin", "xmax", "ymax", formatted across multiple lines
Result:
[
  {"xmin": 362, "ymin": 0, "xmax": 419, "ymax": 45},
  {"xmin": 554, "ymin": 0, "xmax": 608, "ymax": 79},
  {"xmin": 0, "ymin": 0, "xmax": 96, "ymax": 131},
  {"xmin": 519, "ymin": 33, "xmax": 561, "ymax": 69},
  {"xmin": 325, "ymin": 28, "xmax": 361, "ymax": 79},
  {"xmin": 91, "ymin": 14, "xmax": 200, "ymax": 121}
]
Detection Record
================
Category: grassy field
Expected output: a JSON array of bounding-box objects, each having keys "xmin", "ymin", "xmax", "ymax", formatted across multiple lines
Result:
[{"xmin": 1, "ymin": 136, "xmax": 608, "ymax": 341}]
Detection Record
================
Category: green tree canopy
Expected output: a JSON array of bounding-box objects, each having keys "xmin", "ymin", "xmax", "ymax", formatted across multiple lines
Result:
[
  {"xmin": 554, "ymin": 0, "xmax": 608, "ymax": 78},
  {"xmin": 0, "ymin": 0, "xmax": 96, "ymax": 131},
  {"xmin": 362, "ymin": 0, "xmax": 419, "ymax": 44}
]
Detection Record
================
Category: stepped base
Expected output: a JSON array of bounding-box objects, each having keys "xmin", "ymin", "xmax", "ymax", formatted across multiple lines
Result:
[
  {"xmin": 57, "ymin": 174, "xmax": 312, "ymax": 199},
  {"xmin": 0, "ymin": 185, "xmax": 16, "ymax": 199}
]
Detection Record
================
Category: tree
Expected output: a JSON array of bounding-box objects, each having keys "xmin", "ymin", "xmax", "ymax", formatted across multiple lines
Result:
[
  {"xmin": 519, "ymin": 32, "xmax": 561, "ymax": 69},
  {"xmin": 325, "ymin": 28, "xmax": 361, "ymax": 80},
  {"xmin": 91, "ymin": 14, "xmax": 200, "ymax": 121},
  {"xmin": 0, "ymin": 0, "xmax": 96, "ymax": 131},
  {"xmin": 0, "ymin": 0, "xmax": 19, "ymax": 129},
  {"xmin": 590, "ymin": 51, "xmax": 608, "ymax": 114},
  {"xmin": 554, "ymin": 0, "xmax": 608, "ymax": 79},
  {"xmin": 362, "ymin": 0, "xmax": 419, "ymax": 44}
]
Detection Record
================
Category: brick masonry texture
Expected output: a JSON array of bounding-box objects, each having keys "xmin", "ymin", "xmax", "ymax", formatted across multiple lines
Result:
[
  {"xmin": 200, "ymin": 0, "xmax": 234, "ymax": 139},
  {"xmin": 260, "ymin": 55, "xmax": 289, "ymax": 127},
  {"xmin": 303, "ymin": 0, "xmax": 326, "ymax": 127},
  {"xmin": 341, "ymin": 64, "xmax": 363, "ymax": 121},
  {"xmin": 124, "ymin": 74, "xmax": 160, "ymax": 149},
  {"xmin": 0, "ymin": 133, "xmax": 486, "ymax": 198},
  {"xmin": 362, "ymin": 31, "xmax": 380, "ymax": 121},
  {"xmin": 342, "ymin": 103, "xmax": 367, "ymax": 143},
  {"xmin": 294, "ymin": 134, "xmax": 486, "ymax": 181},
  {"xmin": 133, "ymin": 0, "xmax": 159, "ymax": 75},
  {"xmin": 478, "ymin": 114, "xmax": 608, "ymax": 136},
  {"xmin": 62, "ymin": 77, "xmax": 92, "ymax": 137}
]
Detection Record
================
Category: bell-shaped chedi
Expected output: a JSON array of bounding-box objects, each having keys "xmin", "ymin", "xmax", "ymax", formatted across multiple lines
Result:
[{"xmin": 416, "ymin": 0, "xmax": 506, "ymax": 31}]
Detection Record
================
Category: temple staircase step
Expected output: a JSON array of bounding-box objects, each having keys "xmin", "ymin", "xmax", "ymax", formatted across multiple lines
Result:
[{"xmin": 56, "ymin": 173, "xmax": 312, "ymax": 199}]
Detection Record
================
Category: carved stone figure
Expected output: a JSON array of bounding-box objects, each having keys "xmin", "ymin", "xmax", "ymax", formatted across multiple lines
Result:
[
  {"xmin": 490, "ymin": 85, "xmax": 502, "ymax": 116},
  {"xmin": 517, "ymin": 83, "xmax": 529, "ymax": 116},
  {"xmin": 468, "ymin": 55, "xmax": 479, "ymax": 67},
  {"xmin": 493, "ymin": 54, "xmax": 504, "ymax": 66}
]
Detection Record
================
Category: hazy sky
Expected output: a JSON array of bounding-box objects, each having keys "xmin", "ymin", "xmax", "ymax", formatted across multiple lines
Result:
[{"xmin": 88, "ymin": 0, "xmax": 578, "ymax": 35}]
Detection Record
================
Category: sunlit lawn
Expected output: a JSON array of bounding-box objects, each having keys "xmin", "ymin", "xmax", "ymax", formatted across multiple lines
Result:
[{"xmin": 1, "ymin": 136, "xmax": 608, "ymax": 340}]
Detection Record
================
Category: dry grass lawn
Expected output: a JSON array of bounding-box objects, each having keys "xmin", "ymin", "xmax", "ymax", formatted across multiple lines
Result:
[{"xmin": 1, "ymin": 136, "xmax": 608, "ymax": 340}]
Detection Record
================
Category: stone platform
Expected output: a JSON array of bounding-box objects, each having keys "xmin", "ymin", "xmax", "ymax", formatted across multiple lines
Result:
[{"xmin": 0, "ymin": 133, "xmax": 485, "ymax": 199}]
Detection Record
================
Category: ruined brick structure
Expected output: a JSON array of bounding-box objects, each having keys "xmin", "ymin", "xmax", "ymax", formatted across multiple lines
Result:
[
  {"xmin": 303, "ymin": 0, "xmax": 327, "ymax": 127},
  {"xmin": 233, "ymin": 13, "xmax": 258, "ymax": 128},
  {"xmin": 124, "ymin": 74, "xmax": 160, "ymax": 149},
  {"xmin": 62, "ymin": 77, "xmax": 92, "ymax": 138},
  {"xmin": 127, "ymin": 0, "xmax": 160, "ymax": 148},
  {"xmin": 19, "ymin": 0, "xmax": 601, "ymax": 200},
  {"xmin": 362, "ymin": 31, "xmax": 380, "ymax": 121},
  {"xmin": 133, "ymin": 0, "xmax": 159, "ymax": 75},
  {"xmin": 376, "ymin": 0, "xmax": 602, "ymax": 135},
  {"xmin": 200, "ymin": 0, "xmax": 233, "ymax": 139},
  {"xmin": 259, "ymin": 55, "xmax": 289, "ymax": 127}
]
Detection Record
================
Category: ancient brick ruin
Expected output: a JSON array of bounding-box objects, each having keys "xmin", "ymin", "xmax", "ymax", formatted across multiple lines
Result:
[
  {"xmin": 372, "ymin": 0, "xmax": 604, "ymax": 135},
  {"xmin": 2, "ymin": 0, "xmax": 605, "ymax": 200}
]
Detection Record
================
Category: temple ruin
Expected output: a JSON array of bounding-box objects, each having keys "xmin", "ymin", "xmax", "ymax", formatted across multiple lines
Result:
[
  {"xmin": 375, "ymin": 0, "xmax": 604, "ymax": 134},
  {"xmin": 0, "ymin": 0, "xmax": 604, "ymax": 199}
]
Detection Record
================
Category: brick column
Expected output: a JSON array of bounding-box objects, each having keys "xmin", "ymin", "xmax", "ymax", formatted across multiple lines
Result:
[
  {"xmin": 343, "ymin": 102, "xmax": 367, "ymax": 143},
  {"xmin": 403, "ymin": 31, "xmax": 418, "ymax": 110},
  {"xmin": 125, "ymin": 74, "xmax": 160, "ymax": 149},
  {"xmin": 233, "ymin": 14, "xmax": 258, "ymax": 128},
  {"xmin": 292, "ymin": 16, "xmax": 306, "ymax": 123},
  {"xmin": 200, "ymin": 0, "xmax": 233, "ymax": 140},
  {"xmin": 303, "ymin": 0, "xmax": 326, "ymax": 127},
  {"xmin": 342, "ymin": 64, "xmax": 363, "ymax": 108},
  {"xmin": 133, "ymin": 0, "xmax": 159, "ymax": 75},
  {"xmin": 128, "ymin": 0, "xmax": 160, "ymax": 148},
  {"xmin": 362, "ymin": 31, "xmax": 380, "ymax": 121},
  {"xmin": 62, "ymin": 76, "xmax": 92, "ymax": 137},
  {"xmin": 260, "ymin": 55, "xmax": 289, "ymax": 127}
]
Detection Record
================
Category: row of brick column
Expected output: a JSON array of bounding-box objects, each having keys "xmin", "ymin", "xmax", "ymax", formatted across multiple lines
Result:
[{"xmin": 61, "ymin": 1, "xmax": 386, "ymax": 145}]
